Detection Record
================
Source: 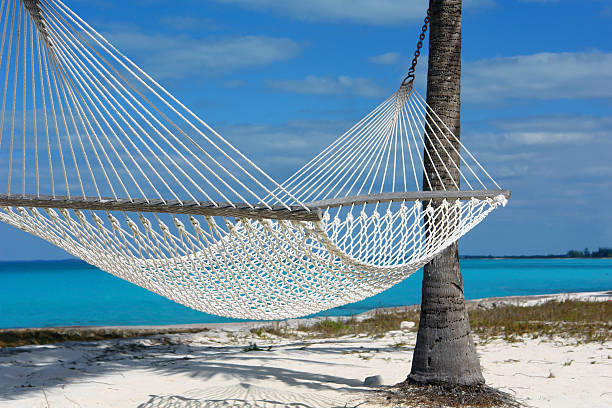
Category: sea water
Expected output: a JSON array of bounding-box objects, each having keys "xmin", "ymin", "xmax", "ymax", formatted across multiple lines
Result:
[{"xmin": 0, "ymin": 258, "xmax": 610, "ymax": 329}]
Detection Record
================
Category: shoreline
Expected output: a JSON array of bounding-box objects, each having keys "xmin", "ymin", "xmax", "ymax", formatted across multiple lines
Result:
[
  {"xmin": 460, "ymin": 256, "xmax": 612, "ymax": 259},
  {"xmin": 2, "ymin": 290, "xmax": 610, "ymax": 348}
]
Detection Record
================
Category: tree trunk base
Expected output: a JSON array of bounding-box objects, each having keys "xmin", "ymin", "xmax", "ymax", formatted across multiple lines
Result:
[
  {"xmin": 409, "ymin": 244, "xmax": 486, "ymax": 387},
  {"xmin": 408, "ymin": 367, "xmax": 485, "ymax": 387},
  {"xmin": 385, "ymin": 380, "xmax": 522, "ymax": 407}
]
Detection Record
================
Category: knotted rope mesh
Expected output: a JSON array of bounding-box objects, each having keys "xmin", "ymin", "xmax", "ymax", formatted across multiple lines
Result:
[{"xmin": 0, "ymin": 0, "xmax": 508, "ymax": 319}]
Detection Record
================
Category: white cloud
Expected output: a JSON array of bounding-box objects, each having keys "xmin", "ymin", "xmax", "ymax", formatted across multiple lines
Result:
[
  {"xmin": 462, "ymin": 114, "xmax": 612, "ymax": 151},
  {"xmin": 267, "ymin": 75, "xmax": 384, "ymax": 97},
  {"xmin": 216, "ymin": 0, "xmax": 494, "ymax": 25},
  {"xmin": 495, "ymin": 115, "xmax": 612, "ymax": 145},
  {"xmin": 105, "ymin": 31, "xmax": 301, "ymax": 79},
  {"xmin": 159, "ymin": 16, "xmax": 213, "ymax": 31},
  {"xmin": 463, "ymin": 51, "xmax": 612, "ymax": 103},
  {"xmin": 369, "ymin": 52, "xmax": 401, "ymax": 65},
  {"xmin": 464, "ymin": 115, "xmax": 612, "ymax": 190},
  {"xmin": 363, "ymin": 50, "xmax": 612, "ymax": 103},
  {"xmin": 223, "ymin": 79, "xmax": 246, "ymax": 88},
  {"xmin": 220, "ymin": 119, "xmax": 353, "ymax": 173},
  {"xmin": 507, "ymin": 131, "xmax": 589, "ymax": 145}
]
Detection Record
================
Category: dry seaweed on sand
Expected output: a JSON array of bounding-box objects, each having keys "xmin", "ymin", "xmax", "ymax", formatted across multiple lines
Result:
[{"xmin": 375, "ymin": 382, "xmax": 522, "ymax": 408}]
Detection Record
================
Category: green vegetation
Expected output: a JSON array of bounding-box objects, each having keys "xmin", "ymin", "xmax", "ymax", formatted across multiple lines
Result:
[
  {"xmin": 306, "ymin": 318, "xmax": 351, "ymax": 336},
  {"xmin": 242, "ymin": 342, "xmax": 272, "ymax": 352},
  {"xmin": 566, "ymin": 247, "xmax": 612, "ymax": 258},
  {"xmin": 469, "ymin": 300, "xmax": 611, "ymax": 343},
  {"xmin": 462, "ymin": 246, "xmax": 612, "ymax": 259},
  {"xmin": 310, "ymin": 309, "xmax": 420, "ymax": 337},
  {"xmin": 249, "ymin": 322, "xmax": 287, "ymax": 338},
  {"xmin": 255, "ymin": 300, "xmax": 611, "ymax": 343},
  {"xmin": 0, "ymin": 326, "xmax": 208, "ymax": 348},
  {"xmin": 252, "ymin": 309, "xmax": 420, "ymax": 339},
  {"xmin": 2, "ymin": 300, "xmax": 609, "ymax": 348}
]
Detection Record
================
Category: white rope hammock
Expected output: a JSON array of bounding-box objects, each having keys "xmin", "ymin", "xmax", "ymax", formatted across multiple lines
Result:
[{"xmin": 0, "ymin": 0, "xmax": 509, "ymax": 319}]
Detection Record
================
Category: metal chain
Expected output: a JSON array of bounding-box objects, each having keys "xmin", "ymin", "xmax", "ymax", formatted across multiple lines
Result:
[{"xmin": 402, "ymin": 8, "xmax": 431, "ymax": 86}]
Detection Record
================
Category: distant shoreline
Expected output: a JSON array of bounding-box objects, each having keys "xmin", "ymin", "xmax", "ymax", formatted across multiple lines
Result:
[{"xmin": 460, "ymin": 256, "xmax": 612, "ymax": 260}]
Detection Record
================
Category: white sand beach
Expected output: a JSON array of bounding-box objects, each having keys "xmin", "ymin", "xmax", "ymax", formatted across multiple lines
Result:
[{"xmin": 1, "ymin": 291, "xmax": 611, "ymax": 408}]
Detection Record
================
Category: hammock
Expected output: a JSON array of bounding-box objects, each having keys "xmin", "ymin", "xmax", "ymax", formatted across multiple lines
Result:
[{"xmin": 0, "ymin": 0, "xmax": 509, "ymax": 319}]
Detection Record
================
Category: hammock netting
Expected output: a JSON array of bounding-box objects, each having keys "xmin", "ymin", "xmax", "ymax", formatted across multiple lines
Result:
[{"xmin": 0, "ymin": 0, "xmax": 508, "ymax": 319}]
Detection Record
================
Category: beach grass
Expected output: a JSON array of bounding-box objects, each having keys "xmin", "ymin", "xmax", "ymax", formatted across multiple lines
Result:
[
  {"xmin": 1, "ymin": 299, "xmax": 610, "ymax": 348},
  {"xmin": 249, "ymin": 309, "xmax": 421, "ymax": 339},
  {"xmin": 0, "ymin": 327, "xmax": 208, "ymax": 348},
  {"xmin": 469, "ymin": 300, "xmax": 611, "ymax": 343},
  {"xmin": 267, "ymin": 300, "xmax": 611, "ymax": 343},
  {"xmin": 298, "ymin": 308, "xmax": 420, "ymax": 338}
]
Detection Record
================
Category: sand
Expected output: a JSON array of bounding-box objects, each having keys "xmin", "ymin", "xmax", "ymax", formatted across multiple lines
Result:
[{"xmin": 1, "ymin": 291, "xmax": 610, "ymax": 408}]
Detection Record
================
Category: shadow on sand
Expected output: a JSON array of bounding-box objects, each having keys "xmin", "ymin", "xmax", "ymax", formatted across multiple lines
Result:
[
  {"xmin": 0, "ymin": 337, "xmax": 400, "ymax": 407},
  {"xmin": 137, "ymin": 383, "xmax": 355, "ymax": 408}
]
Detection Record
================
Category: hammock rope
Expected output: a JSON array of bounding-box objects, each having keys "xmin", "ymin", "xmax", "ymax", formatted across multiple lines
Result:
[{"xmin": 0, "ymin": 0, "xmax": 509, "ymax": 319}]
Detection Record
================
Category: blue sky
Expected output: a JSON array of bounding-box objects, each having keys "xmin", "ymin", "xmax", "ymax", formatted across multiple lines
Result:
[{"xmin": 1, "ymin": 0, "xmax": 611, "ymax": 259}]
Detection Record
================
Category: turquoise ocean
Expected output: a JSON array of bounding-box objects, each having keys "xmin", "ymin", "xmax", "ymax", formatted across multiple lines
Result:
[{"xmin": 1, "ymin": 259, "xmax": 610, "ymax": 329}]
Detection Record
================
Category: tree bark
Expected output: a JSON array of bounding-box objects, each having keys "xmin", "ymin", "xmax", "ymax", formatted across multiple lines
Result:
[{"xmin": 408, "ymin": 0, "xmax": 485, "ymax": 386}]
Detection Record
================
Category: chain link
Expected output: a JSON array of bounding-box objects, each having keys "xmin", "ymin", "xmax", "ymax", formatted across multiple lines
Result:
[{"xmin": 402, "ymin": 8, "xmax": 431, "ymax": 86}]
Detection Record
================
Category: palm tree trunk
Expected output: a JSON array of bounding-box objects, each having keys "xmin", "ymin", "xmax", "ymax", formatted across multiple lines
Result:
[{"xmin": 408, "ymin": 0, "xmax": 485, "ymax": 386}]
